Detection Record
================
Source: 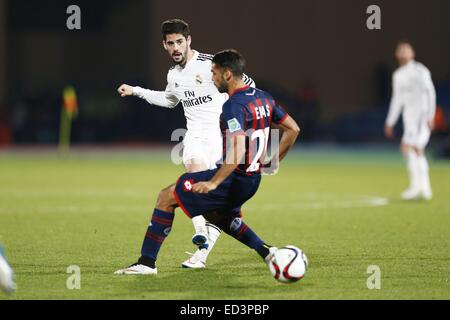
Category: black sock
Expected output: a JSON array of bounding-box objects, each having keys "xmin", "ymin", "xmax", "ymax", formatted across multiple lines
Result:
[
  {"xmin": 255, "ymin": 243, "xmax": 272, "ymax": 260},
  {"xmin": 138, "ymin": 256, "xmax": 156, "ymax": 268}
]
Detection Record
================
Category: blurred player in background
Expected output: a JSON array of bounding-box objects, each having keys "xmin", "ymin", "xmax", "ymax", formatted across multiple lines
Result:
[
  {"xmin": 0, "ymin": 245, "xmax": 16, "ymax": 293},
  {"xmin": 117, "ymin": 19, "xmax": 254, "ymax": 268},
  {"xmin": 115, "ymin": 49, "xmax": 300, "ymax": 275},
  {"xmin": 385, "ymin": 42, "xmax": 436, "ymax": 200}
]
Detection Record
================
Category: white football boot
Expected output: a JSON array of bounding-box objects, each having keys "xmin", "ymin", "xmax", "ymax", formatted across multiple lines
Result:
[
  {"xmin": 114, "ymin": 263, "xmax": 157, "ymax": 275},
  {"xmin": 420, "ymin": 188, "xmax": 433, "ymax": 201},
  {"xmin": 401, "ymin": 188, "xmax": 421, "ymax": 200},
  {"xmin": 181, "ymin": 249, "xmax": 207, "ymax": 269},
  {"xmin": 0, "ymin": 250, "xmax": 16, "ymax": 293}
]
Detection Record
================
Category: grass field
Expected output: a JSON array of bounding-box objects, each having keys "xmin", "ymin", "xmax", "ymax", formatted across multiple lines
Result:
[{"xmin": 0, "ymin": 146, "xmax": 449, "ymax": 300}]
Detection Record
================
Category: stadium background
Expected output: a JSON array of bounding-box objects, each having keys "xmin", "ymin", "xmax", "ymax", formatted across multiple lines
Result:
[{"xmin": 0, "ymin": 0, "xmax": 449, "ymax": 151}]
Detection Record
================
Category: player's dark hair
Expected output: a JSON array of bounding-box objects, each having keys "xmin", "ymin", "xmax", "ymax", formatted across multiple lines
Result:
[
  {"xmin": 212, "ymin": 49, "xmax": 245, "ymax": 78},
  {"xmin": 161, "ymin": 19, "xmax": 190, "ymax": 40}
]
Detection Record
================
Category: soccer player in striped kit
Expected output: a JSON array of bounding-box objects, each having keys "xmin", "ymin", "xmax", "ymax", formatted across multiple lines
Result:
[
  {"xmin": 118, "ymin": 19, "xmax": 254, "ymax": 268},
  {"xmin": 385, "ymin": 42, "xmax": 436, "ymax": 200}
]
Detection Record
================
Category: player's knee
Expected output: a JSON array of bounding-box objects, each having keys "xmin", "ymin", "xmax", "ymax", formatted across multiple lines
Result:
[
  {"xmin": 184, "ymin": 160, "xmax": 208, "ymax": 173},
  {"xmin": 156, "ymin": 184, "xmax": 177, "ymax": 210},
  {"xmin": 416, "ymin": 148, "xmax": 424, "ymax": 156},
  {"xmin": 218, "ymin": 216, "xmax": 244, "ymax": 235},
  {"xmin": 401, "ymin": 144, "xmax": 411, "ymax": 155}
]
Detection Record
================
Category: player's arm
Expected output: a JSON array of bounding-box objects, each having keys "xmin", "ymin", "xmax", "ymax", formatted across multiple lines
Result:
[
  {"xmin": 385, "ymin": 73, "xmax": 402, "ymax": 139},
  {"xmin": 423, "ymin": 69, "xmax": 437, "ymax": 130},
  {"xmin": 117, "ymin": 83, "xmax": 179, "ymax": 108},
  {"xmin": 277, "ymin": 115, "xmax": 300, "ymax": 162},
  {"xmin": 261, "ymin": 114, "xmax": 300, "ymax": 175},
  {"xmin": 192, "ymin": 134, "xmax": 246, "ymax": 194}
]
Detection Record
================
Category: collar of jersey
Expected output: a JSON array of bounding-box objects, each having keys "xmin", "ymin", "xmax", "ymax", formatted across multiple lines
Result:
[{"xmin": 231, "ymin": 85, "xmax": 250, "ymax": 96}]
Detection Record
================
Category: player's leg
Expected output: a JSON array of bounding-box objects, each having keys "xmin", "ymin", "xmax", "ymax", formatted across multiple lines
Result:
[
  {"xmin": 415, "ymin": 121, "xmax": 432, "ymax": 200},
  {"xmin": 181, "ymin": 139, "xmax": 223, "ymax": 268},
  {"xmin": 184, "ymin": 158, "xmax": 219, "ymax": 249},
  {"xmin": 0, "ymin": 245, "xmax": 16, "ymax": 293},
  {"xmin": 175, "ymin": 168, "xmax": 224, "ymax": 268},
  {"xmin": 400, "ymin": 143, "xmax": 421, "ymax": 199},
  {"xmin": 183, "ymin": 138, "xmax": 213, "ymax": 244},
  {"xmin": 415, "ymin": 148, "xmax": 432, "ymax": 199},
  {"xmin": 181, "ymin": 209, "xmax": 229, "ymax": 269},
  {"xmin": 179, "ymin": 172, "xmax": 276, "ymax": 263},
  {"xmin": 400, "ymin": 120, "xmax": 422, "ymax": 199},
  {"xmin": 184, "ymin": 158, "xmax": 209, "ymax": 174},
  {"xmin": 181, "ymin": 220, "xmax": 221, "ymax": 269},
  {"xmin": 204, "ymin": 211, "xmax": 277, "ymax": 263},
  {"xmin": 115, "ymin": 184, "xmax": 178, "ymax": 275},
  {"xmin": 184, "ymin": 158, "xmax": 212, "ymax": 247}
]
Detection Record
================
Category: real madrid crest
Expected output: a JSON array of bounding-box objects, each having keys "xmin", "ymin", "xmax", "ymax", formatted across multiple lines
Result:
[{"xmin": 195, "ymin": 74, "xmax": 203, "ymax": 85}]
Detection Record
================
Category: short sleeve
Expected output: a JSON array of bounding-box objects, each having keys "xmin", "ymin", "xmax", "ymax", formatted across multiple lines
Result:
[
  {"xmin": 272, "ymin": 104, "xmax": 288, "ymax": 124},
  {"xmin": 222, "ymin": 101, "xmax": 246, "ymax": 136}
]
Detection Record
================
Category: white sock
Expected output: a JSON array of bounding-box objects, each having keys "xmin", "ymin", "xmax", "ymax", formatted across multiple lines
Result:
[
  {"xmin": 417, "ymin": 154, "xmax": 432, "ymax": 194},
  {"xmin": 405, "ymin": 151, "xmax": 420, "ymax": 190},
  {"xmin": 192, "ymin": 215, "xmax": 207, "ymax": 234},
  {"xmin": 203, "ymin": 222, "xmax": 221, "ymax": 260}
]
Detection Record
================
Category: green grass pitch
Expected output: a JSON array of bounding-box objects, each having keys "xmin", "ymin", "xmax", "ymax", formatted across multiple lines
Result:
[{"xmin": 0, "ymin": 147, "xmax": 449, "ymax": 300}]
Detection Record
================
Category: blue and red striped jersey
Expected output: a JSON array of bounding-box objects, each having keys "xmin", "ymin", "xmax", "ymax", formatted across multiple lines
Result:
[{"xmin": 220, "ymin": 86, "xmax": 288, "ymax": 175}]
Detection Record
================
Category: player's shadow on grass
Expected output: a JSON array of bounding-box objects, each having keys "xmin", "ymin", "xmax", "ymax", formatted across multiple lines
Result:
[
  {"xmin": 117, "ymin": 256, "xmax": 310, "ymax": 297},
  {"xmin": 126, "ymin": 261, "xmax": 265, "ymax": 289}
]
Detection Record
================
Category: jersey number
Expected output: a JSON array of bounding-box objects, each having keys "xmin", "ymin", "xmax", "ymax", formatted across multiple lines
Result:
[{"xmin": 247, "ymin": 127, "xmax": 270, "ymax": 172}]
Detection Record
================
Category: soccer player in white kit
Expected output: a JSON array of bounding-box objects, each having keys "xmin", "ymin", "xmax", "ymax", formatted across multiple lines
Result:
[
  {"xmin": 0, "ymin": 245, "xmax": 15, "ymax": 293},
  {"xmin": 385, "ymin": 42, "xmax": 436, "ymax": 200},
  {"xmin": 117, "ymin": 19, "xmax": 254, "ymax": 268}
]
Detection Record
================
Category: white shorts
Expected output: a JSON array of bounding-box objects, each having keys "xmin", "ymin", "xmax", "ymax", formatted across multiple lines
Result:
[
  {"xmin": 183, "ymin": 136, "xmax": 222, "ymax": 170},
  {"xmin": 402, "ymin": 116, "xmax": 431, "ymax": 149}
]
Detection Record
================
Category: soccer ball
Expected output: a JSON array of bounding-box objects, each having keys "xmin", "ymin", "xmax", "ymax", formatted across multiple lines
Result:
[{"xmin": 268, "ymin": 245, "xmax": 308, "ymax": 283}]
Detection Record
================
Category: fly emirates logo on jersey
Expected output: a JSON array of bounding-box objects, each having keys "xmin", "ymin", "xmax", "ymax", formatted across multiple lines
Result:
[{"xmin": 181, "ymin": 90, "xmax": 213, "ymax": 108}]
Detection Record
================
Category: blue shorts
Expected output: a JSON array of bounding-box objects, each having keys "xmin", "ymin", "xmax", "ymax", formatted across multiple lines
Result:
[{"xmin": 174, "ymin": 169, "xmax": 261, "ymax": 218}]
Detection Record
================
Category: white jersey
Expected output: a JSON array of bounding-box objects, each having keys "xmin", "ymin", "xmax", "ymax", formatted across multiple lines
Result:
[
  {"xmin": 386, "ymin": 60, "xmax": 436, "ymax": 127},
  {"xmin": 132, "ymin": 50, "xmax": 254, "ymax": 140}
]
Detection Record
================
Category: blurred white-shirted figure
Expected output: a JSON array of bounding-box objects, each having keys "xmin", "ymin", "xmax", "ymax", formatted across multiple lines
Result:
[
  {"xmin": 0, "ymin": 245, "xmax": 16, "ymax": 293},
  {"xmin": 385, "ymin": 42, "xmax": 436, "ymax": 200}
]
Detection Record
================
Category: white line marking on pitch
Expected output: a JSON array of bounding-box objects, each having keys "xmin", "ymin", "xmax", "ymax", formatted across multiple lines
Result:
[{"xmin": 249, "ymin": 193, "xmax": 389, "ymax": 210}]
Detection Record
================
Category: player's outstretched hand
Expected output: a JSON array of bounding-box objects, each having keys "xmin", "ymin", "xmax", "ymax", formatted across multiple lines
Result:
[
  {"xmin": 192, "ymin": 181, "xmax": 217, "ymax": 194},
  {"xmin": 384, "ymin": 125, "xmax": 394, "ymax": 140},
  {"xmin": 117, "ymin": 84, "xmax": 133, "ymax": 97}
]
